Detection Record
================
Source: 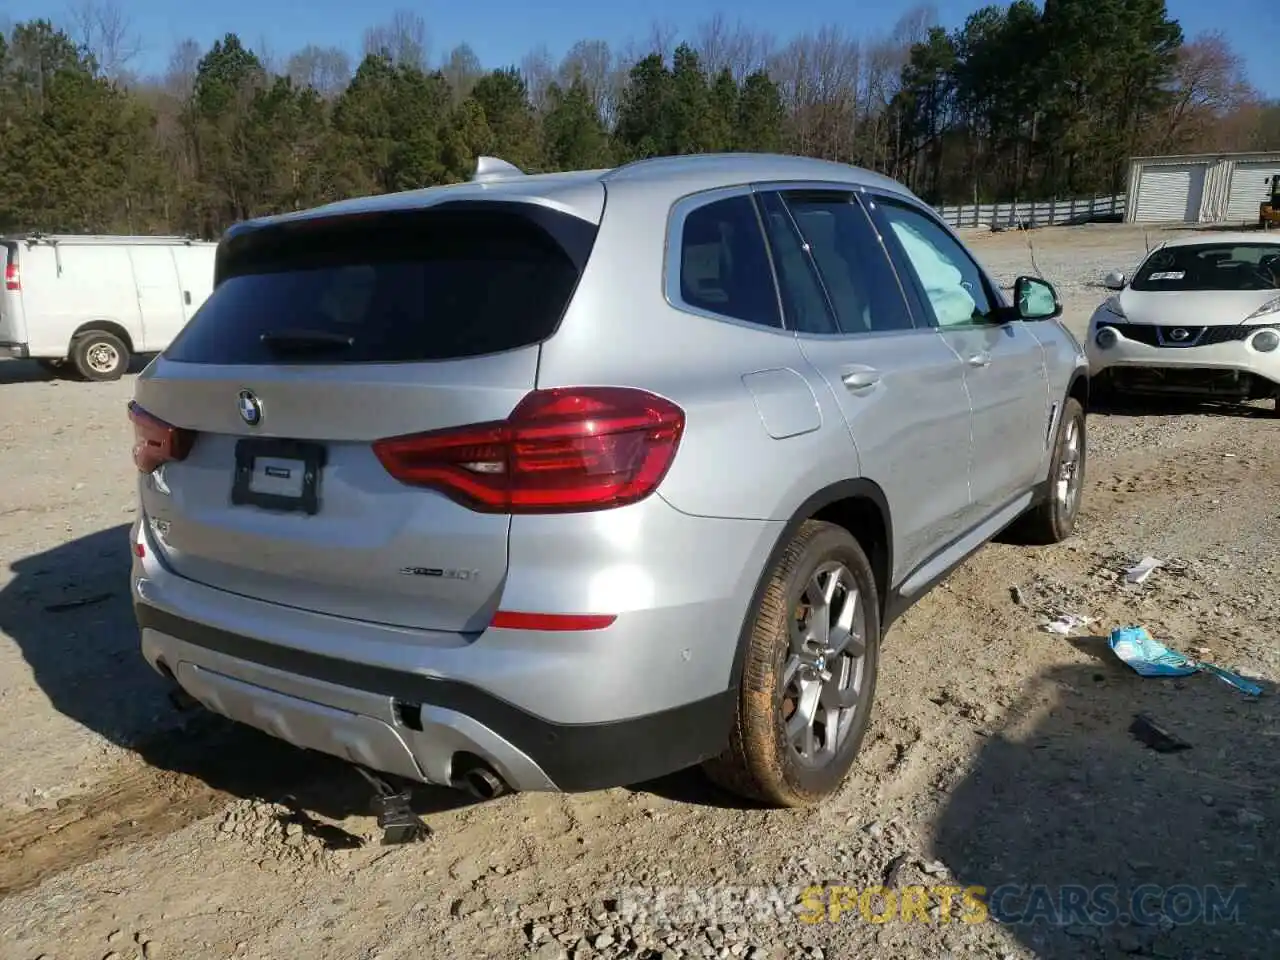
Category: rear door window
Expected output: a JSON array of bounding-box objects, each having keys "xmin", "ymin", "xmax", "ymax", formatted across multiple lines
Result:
[
  {"xmin": 774, "ymin": 191, "xmax": 917, "ymax": 335},
  {"xmin": 164, "ymin": 204, "xmax": 596, "ymax": 365}
]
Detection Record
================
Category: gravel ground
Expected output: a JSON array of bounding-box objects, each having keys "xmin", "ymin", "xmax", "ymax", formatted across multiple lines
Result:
[{"xmin": 1, "ymin": 223, "xmax": 1277, "ymax": 960}]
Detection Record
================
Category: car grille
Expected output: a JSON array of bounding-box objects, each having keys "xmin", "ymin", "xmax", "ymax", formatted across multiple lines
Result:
[{"xmin": 1105, "ymin": 323, "xmax": 1278, "ymax": 347}]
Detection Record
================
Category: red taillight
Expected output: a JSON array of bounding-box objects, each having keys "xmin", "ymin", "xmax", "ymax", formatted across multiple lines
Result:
[
  {"xmin": 4, "ymin": 263, "xmax": 19, "ymax": 291},
  {"xmin": 372, "ymin": 387, "xmax": 685, "ymax": 513},
  {"xmin": 128, "ymin": 401, "xmax": 195, "ymax": 473},
  {"xmin": 490, "ymin": 611, "xmax": 617, "ymax": 631}
]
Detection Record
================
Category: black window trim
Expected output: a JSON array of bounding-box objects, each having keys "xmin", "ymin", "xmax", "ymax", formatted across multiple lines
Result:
[
  {"xmin": 752, "ymin": 181, "xmax": 934, "ymax": 341},
  {"xmin": 862, "ymin": 190, "xmax": 1012, "ymax": 331},
  {"xmin": 663, "ymin": 185, "xmax": 788, "ymax": 333},
  {"xmin": 752, "ymin": 188, "xmax": 840, "ymax": 336}
]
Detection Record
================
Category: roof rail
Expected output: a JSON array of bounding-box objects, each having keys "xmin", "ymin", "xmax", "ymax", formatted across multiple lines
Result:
[{"xmin": 472, "ymin": 156, "xmax": 525, "ymax": 183}]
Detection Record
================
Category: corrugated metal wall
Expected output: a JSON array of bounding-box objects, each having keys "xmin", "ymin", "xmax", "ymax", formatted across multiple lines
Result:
[
  {"xmin": 1226, "ymin": 161, "xmax": 1280, "ymax": 221},
  {"xmin": 1198, "ymin": 161, "xmax": 1233, "ymax": 221},
  {"xmin": 1126, "ymin": 152, "xmax": 1280, "ymax": 223}
]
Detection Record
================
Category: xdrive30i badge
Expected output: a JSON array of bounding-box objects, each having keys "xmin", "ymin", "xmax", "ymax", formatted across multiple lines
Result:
[{"xmin": 400, "ymin": 567, "xmax": 480, "ymax": 581}]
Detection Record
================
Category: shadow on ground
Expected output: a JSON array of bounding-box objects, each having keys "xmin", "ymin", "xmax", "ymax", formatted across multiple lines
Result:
[
  {"xmin": 933, "ymin": 650, "xmax": 1278, "ymax": 959},
  {"xmin": 0, "ymin": 524, "xmax": 473, "ymax": 823},
  {"xmin": 1091, "ymin": 392, "xmax": 1275, "ymax": 420},
  {"xmin": 0, "ymin": 354, "xmax": 152, "ymax": 385}
]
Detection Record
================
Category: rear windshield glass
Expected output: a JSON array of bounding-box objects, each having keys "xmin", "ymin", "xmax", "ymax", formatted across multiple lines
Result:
[
  {"xmin": 1130, "ymin": 243, "xmax": 1280, "ymax": 292},
  {"xmin": 164, "ymin": 206, "xmax": 594, "ymax": 365}
]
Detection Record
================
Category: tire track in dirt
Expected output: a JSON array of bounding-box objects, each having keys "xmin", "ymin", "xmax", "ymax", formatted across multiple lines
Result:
[{"xmin": 0, "ymin": 721, "xmax": 364, "ymax": 897}]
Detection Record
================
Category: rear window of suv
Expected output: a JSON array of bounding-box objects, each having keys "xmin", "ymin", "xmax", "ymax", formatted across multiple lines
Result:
[{"xmin": 165, "ymin": 204, "xmax": 596, "ymax": 365}]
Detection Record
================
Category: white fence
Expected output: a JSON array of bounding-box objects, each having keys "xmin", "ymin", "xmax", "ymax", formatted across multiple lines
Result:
[{"xmin": 935, "ymin": 194, "xmax": 1125, "ymax": 229}]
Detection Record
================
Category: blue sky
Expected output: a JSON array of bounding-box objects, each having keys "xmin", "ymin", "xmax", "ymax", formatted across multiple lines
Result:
[{"xmin": 13, "ymin": 0, "xmax": 1279, "ymax": 95}]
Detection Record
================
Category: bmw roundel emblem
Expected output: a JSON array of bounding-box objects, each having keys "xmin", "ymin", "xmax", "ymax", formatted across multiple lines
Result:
[{"xmin": 237, "ymin": 389, "xmax": 262, "ymax": 426}]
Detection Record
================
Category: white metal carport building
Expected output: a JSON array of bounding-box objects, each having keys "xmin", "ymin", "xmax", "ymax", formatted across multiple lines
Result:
[{"xmin": 1125, "ymin": 151, "xmax": 1280, "ymax": 224}]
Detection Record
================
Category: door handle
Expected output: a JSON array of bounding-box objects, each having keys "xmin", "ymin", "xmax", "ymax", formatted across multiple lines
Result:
[
  {"xmin": 841, "ymin": 368, "xmax": 881, "ymax": 391},
  {"xmin": 184, "ymin": 290, "xmax": 192, "ymax": 305},
  {"xmin": 966, "ymin": 351, "xmax": 991, "ymax": 368}
]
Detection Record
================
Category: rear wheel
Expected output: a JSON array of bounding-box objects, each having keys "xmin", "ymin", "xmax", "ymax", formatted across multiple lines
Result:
[
  {"xmin": 1011, "ymin": 396, "xmax": 1086, "ymax": 545},
  {"xmin": 71, "ymin": 331, "xmax": 130, "ymax": 381},
  {"xmin": 703, "ymin": 520, "xmax": 880, "ymax": 808}
]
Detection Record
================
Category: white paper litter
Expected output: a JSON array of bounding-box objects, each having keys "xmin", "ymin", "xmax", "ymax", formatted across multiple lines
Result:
[
  {"xmin": 1043, "ymin": 614, "xmax": 1097, "ymax": 635},
  {"xmin": 1124, "ymin": 556, "xmax": 1163, "ymax": 585}
]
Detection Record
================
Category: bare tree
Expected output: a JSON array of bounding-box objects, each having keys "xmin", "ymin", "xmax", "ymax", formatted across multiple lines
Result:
[
  {"xmin": 286, "ymin": 45, "xmax": 352, "ymax": 99},
  {"xmin": 442, "ymin": 43, "xmax": 484, "ymax": 104},
  {"xmin": 768, "ymin": 26, "xmax": 862, "ymax": 161},
  {"xmin": 694, "ymin": 14, "xmax": 771, "ymax": 83},
  {"xmin": 555, "ymin": 38, "xmax": 624, "ymax": 128},
  {"xmin": 891, "ymin": 4, "xmax": 938, "ymax": 50},
  {"xmin": 1160, "ymin": 31, "xmax": 1253, "ymax": 152},
  {"xmin": 164, "ymin": 38, "xmax": 202, "ymax": 100},
  {"xmin": 363, "ymin": 9, "xmax": 428, "ymax": 70},
  {"xmin": 624, "ymin": 19, "xmax": 677, "ymax": 63},
  {"xmin": 67, "ymin": 0, "xmax": 142, "ymax": 80},
  {"xmin": 521, "ymin": 43, "xmax": 556, "ymax": 112},
  {"xmin": 252, "ymin": 35, "xmax": 280, "ymax": 78}
]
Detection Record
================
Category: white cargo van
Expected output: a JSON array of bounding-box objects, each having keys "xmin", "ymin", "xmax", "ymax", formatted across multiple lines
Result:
[{"xmin": 0, "ymin": 234, "xmax": 217, "ymax": 381}]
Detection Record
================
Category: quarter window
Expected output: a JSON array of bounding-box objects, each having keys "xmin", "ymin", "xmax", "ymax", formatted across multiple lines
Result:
[{"xmin": 677, "ymin": 195, "xmax": 781, "ymax": 329}]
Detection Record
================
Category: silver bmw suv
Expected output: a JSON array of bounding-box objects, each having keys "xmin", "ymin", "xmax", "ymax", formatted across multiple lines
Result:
[{"xmin": 129, "ymin": 153, "xmax": 1089, "ymax": 808}]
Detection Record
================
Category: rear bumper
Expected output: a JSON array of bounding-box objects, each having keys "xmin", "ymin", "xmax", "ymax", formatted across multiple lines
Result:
[
  {"xmin": 130, "ymin": 501, "xmax": 780, "ymax": 791},
  {"xmin": 136, "ymin": 605, "xmax": 733, "ymax": 792}
]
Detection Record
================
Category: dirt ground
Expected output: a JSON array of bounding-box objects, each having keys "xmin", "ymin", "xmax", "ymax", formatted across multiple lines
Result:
[{"xmin": 1, "ymin": 222, "xmax": 1276, "ymax": 960}]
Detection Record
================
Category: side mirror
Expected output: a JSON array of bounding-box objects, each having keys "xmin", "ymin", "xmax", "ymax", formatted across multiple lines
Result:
[
  {"xmin": 1014, "ymin": 275, "xmax": 1062, "ymax": 321},
  {"xmin": 1103, "ymin": 271, "xmax": 1126, "ymax": 290}
]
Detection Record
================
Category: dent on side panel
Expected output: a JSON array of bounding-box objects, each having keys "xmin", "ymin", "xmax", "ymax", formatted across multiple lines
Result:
[{"xmin": 741, "ymin": 367, "xmax": 822, "ymax": 439}]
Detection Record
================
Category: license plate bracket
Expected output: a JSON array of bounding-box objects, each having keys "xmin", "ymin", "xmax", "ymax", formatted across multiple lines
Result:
[{"xmin": 231, "ymin": 438, "xmax": 326, "ymax": 515}]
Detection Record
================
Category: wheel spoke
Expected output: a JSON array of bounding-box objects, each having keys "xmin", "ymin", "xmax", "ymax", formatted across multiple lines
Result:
[
  {"xmin": 820, "ymin": 673, "xmax": 860, "ymax": 711},
  {"xmin": 782, "ymin": 654, "xmax": 802, "ymax": 689},
  {"xmin": 829, "ymin": 625, "xmax": 866, "ymax": 659},
  {"xmin": 803, "ymin": 572, "xmax": 832, "ymax": 650},
  {"xmin": 828, "ymin": 587, "xmax": 860, "ymax": 653},
  {"xmin": 786, "ymin": 678, "xmax": 822, "ymax": 755},
  {"xmin": 781, "ymin": 559, "xmax": 871, "ymax": 768}
]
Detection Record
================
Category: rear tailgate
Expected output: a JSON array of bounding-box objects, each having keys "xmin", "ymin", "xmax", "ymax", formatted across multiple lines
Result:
[{"xmin": 132, "ymin": 201, "xmax": 598, "ymax": 634}]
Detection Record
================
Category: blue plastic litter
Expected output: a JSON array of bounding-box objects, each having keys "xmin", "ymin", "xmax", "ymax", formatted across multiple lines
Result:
[{"xmin": 1109, "ymin": 626, "xmax": 1264, "ymax": 697}]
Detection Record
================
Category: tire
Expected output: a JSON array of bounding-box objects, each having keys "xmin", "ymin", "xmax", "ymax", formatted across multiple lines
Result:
[
  {"xmin": 1011, "ymin": 396, "xmax": 1086, "ymax": 545},
  {"xmin": 70, "ymin": 331, "xmax": 130, "ymax": 381},
  {"xmin": 703, "ymin": 520, "xmax": 880, "ymax": 808}
]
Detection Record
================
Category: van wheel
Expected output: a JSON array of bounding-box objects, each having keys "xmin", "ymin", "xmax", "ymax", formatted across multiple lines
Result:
[
  {"xmin": 71, "ymin": 331, "xmax": 130, "ymax": 381},
  {"xmin": 703, "ymin": 520, "xmax": 880, "ymax": 808},
  {"xmin": 1010, "ymin": 396, "xmax": 1086, "ymax": 545}
]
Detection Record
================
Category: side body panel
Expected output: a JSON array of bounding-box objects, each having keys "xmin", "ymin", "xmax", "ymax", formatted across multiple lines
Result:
[{"xmin": 18, "ymin": 243, "xmax": 143, "ymax": 357}]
